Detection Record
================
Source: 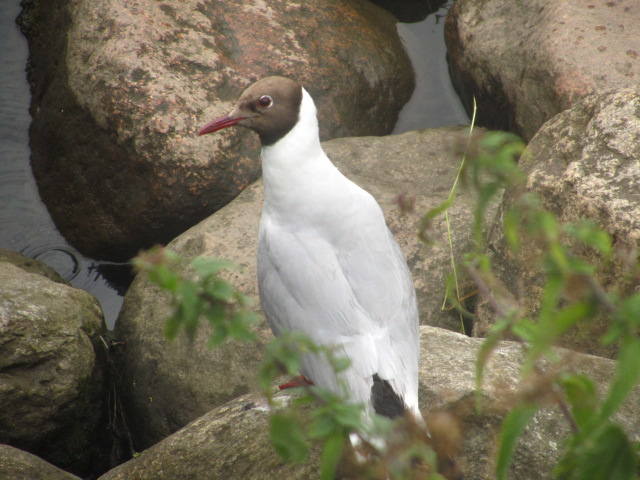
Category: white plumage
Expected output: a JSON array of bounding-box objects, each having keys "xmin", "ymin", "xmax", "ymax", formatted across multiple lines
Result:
[
  {"xmin": 257, "ymin": 88, "xmax": 421, "ymax": 419},
  {"xmin": 199, "ymin": 77, "xmax": 421, "ymax": 422}
]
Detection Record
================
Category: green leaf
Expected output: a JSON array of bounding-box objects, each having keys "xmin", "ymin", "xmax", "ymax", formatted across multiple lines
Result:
[
  {"xmin": 148, "ymin": 264, "xmax": 179, "ymax": 292},
  {"xmin": 258, "ymin": 362, "xmax": 277, "ymax": 393},
  {"xmin": 559, "ymin": 374, "xmax": 598, "ymax": 429},
  {"xmin": 598, "ymin": 337, "xmax": 640, "ymax": 424},
  {"xmin": 309, "ymin": 414, "xmax": 336, "ymax": 439},
  {"xmin": 191, "ymin": 257, "xmax": 235, "ymax": 277},
  {"xmin": 175, "ymin": 282, "xmax": 200, "ymax": 339},
  {"xmin": 558, "ymin": 424, "xmax": 638, "ymax": 480},
  {"xmin": 203, "ymin": 302, "xmax": 225, "ymax": 326},
  {"xmin": 511, "ymin": 317, "xmax": 537, "ymax": 343},
  {"xmin": 208, "ymin": 323, "xmax": 228, "ymax": 347},
  {"xmin": 602, "ymin": 292, "xmax": 639, "ymax": 344},
  {"xmin": 524, "ymin": 301, "xmax": 593, "ymax": 373},
  {"xmin": 164, "ymin": 313, "xmax": 181, "ymax": 340},
  {"xmin": 537, "ymin": 210, "xmax": 559, "ymax": 242},
  {"xmin": 330, "ymin": 355, "xmax": 351, "ymax": 373},
  {"xmin": 419, "ymin": 194, "xmax": 455, "ymax": 244},
  {"xmin": 565, "ymin": 220, "xmax": 612, "ymax": 257},
  {"xmin": 332, "ymin": 402, "xmax": 364, "ymax": 430},
  {"xmin": 269, "ymin": 413, "xmax": 309, "ymax": 463},
  {"xmin": 227, "ymin": 311, "xmax": 257, "ymax": 342},
  {"xmin": 319, "ymin": 433, "xmax": 345, "ymax": 480},
  {"xmin": 496, "ymin": 404, "xmax": 539, "ymax": 480},
  {"xmin": 617, "ymin": 293, "xmax": 640, "ymax": 328}
]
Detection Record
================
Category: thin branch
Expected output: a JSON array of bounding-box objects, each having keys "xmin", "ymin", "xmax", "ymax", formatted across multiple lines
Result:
[
  {"xmin": 585, "ymin": 275, "xmax": 616, "ymax": 313},
  {"xmin": 465, "ymin": 264, "xmax": 512, "ymax": 319}
]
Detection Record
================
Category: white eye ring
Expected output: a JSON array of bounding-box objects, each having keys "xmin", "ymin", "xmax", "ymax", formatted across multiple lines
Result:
[{"xmin": 258, "ymin": 95, "xmax": 273, "ymax": 108}]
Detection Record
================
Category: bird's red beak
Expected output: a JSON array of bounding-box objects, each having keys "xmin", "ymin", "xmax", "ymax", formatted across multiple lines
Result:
[{"xmin": 198, "ymin": 115, "xmax": 246, "ymax": 136}]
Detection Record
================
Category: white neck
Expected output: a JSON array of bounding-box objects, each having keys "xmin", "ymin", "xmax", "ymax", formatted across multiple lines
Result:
[
  {"xmin": 261, "ymin": 88, "xmax": 323, "ymax": 171},
  {"xmin": 261, "ymin": 88, "xmax": 340, "ymax": 213}
]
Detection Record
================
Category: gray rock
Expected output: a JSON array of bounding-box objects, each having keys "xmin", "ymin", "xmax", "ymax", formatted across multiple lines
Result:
[
  {"xmin": 99, "ymin": 392, "xmax": 318, "ymax": 480},
  {"xmin": 114, "ymin": 182, "xmax": 270, "ymax": 451},
  {"xmin": 18, "ymin": 0, "xmax": 413, "ymax": 260},
  {"xmin": 476, "ymin": 89, "xmax": 640, "ymax": 358},
  {"xmin": 115, "ymin": 127, "xmax": 485, "ymax": 449},
  {"xmin": 420, "ymin": 328, "xmax": 639, "ymax": 479},
  {"xmin": 445, "ymin": 0, "xmax": 640, "ymax": 140},
  {"xmin": 0, "ymin": 260, "xmax": 106, "ymax": 473},
  {"xmin": 101, "ymin": 326, "xmax": 640, "ymax": 480},
  {"xmin": 0, "ymin": 444, "xmax": 81, "ymax": 480}
]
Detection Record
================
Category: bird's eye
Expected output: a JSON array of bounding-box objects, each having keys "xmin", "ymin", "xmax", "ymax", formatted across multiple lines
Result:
[{"xmin": 257, "ymin": 95, "xmax": 273, "ymax": 108}]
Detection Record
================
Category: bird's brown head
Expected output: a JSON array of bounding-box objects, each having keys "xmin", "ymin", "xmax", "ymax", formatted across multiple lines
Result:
[{"xmin": 198, "ymin": 76, "xmax": 303, "ymax": 146}]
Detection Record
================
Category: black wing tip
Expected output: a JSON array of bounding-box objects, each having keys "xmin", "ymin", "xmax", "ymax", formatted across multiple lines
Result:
[{"xmin": 371, "ymin": 373, "xmax": 406, "ymax": 419}]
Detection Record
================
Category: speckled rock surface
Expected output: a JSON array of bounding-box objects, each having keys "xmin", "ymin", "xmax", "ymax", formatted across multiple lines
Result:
[
  {"xmin": 477, "ymin": 89, "xmax": 640, "ymax": 357},
  {"xmin": 0, "ymin": 261, "xmax": 106, "ymax": 474},
  {"xmin": 419, "ymin": 327, "xmax": 640, "ymax": 480},
  {"xmin": 18, "ymin": 0, "xmax": 413, "ymax": 261},
  {"xmin": 114, "ymin": 127, "xmax": 486, "ymax": 449},
  {"xmin": 0, "ymin": 444, "xmax": 81, "ymax": 480},
  {"xmin": 98, "ymin": 390, "xmax": 319, "ymax": 480},
  {"xmin": 101, "ymin": 326, "xmax": 640, "ymax": 480},
  {"xmin": 445, "ymin": 0, "xmax": 640, "ymax": 140}
]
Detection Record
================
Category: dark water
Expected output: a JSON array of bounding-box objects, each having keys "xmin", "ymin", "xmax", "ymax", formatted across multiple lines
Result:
[
  {"xmin": 0, "ymin": 1, "xmax": 128, "ymax": 329},
  {"xmin": 0, "ymin": 1, "xmax": 466, "ymax": 330},
  {"xmin": 394, "ymin": 2, "xmax": 469, "ymax": 133}
]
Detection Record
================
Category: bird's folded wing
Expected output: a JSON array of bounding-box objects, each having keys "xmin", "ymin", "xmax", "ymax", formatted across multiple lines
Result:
[{"xmin": 258, "ymin": 212, "xmax": 419, "ymax": 410}]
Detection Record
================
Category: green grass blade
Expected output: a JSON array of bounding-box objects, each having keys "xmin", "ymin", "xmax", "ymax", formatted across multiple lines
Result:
[
  {"xmin": 597, "ymin": 337, "xmax": 640, "ymax": 424},
  {"xmin": 319, "ymin": 433, "xmax": 345, "ymax": 480},
  {"xmin": 496, "ymin": 404, "xmax": 538, "ymax": 480}
]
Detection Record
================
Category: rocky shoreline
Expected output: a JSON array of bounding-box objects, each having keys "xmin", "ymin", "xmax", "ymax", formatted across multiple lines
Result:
[{"xmin": 2, "ymin": 1, "xmax": 639, "ymax": 478}]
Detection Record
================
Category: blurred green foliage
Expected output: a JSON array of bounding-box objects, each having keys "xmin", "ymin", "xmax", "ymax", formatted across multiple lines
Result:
[
  {"xmin": 432, "ymin": 131, "xmax": 640, "ymax": 480},
  {"xmin": 134, "ymin": 126, "xmax": 639, "ymax": 479}
]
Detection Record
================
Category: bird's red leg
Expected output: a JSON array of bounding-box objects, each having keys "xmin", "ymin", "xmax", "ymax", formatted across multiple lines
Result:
[{"xmin": 278, "ymin": 375, "xmax": 314, "ymax": 390}]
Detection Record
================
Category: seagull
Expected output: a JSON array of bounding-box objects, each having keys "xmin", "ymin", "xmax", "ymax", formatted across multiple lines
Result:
[{"xmin": 198, "ymin": 76, "xmax": 421, "ymax": 423}]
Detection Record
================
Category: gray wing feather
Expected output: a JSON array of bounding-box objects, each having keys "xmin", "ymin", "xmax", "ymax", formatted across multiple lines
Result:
[{"xmin": 258, "ymin": 191, "xmax": 420, "ymax": 414}]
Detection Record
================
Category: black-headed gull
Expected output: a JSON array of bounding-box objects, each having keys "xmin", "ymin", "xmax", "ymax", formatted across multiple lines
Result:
[{"xmin": 199, "ymin": 76, "xmax": 421, "ymax": 423}]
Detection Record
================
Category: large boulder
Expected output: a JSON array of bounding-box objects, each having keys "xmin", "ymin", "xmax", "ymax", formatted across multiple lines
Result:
[
  {"xmin": 114, "ymin": 127, "xmax": 485, "ymax": 449},
  {"xmin": 18, "ymin": 0, "xmax": 414, "ymax": 261},
  {"xmin": 445, "ymin": 0, "xmax": 640, "ymax": 140},
  {"xmin": 0, "ymin": 444, "xmax": 81, "ymax": 480},
  {"xmin": 475, "ymin": 89, "xmax": 640, "ymax": 358},
  {"xmin": 0, "ymin": 255, "xmax": 107, "ymax": 474},
  {"xmin": 100, "ymin": 326, "xmax": 640, "ymax": 480}
]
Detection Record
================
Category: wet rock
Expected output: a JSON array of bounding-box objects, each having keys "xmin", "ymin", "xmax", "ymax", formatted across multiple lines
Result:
[
  {"xmin": 101, "ymin": 326, "xmax": 640, "ymax": 479},
  {"xmin": 18, "ymin": 0, "xmax": 413, "ymax": 261},
  {"xmin": 0, "ymin": 257, "xmax": 107, "ymax": 474},
  {"xmin": 0, "ymin": 444, "xmax": 81, "ymax": 480},
  {"xmin": 114, "ymin": 127, "xmax": 486, "ymax": 449},
  {"xmin": 475, "ymin": 89, "xmax": 640, "ymax": 357},
  {"xmin": 0, "ymin": 248, "xmax": 64, "ymax": 283},
  {"xmin": 445, "ymin": 0, "xmax": 640, "ymax": 140}
]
